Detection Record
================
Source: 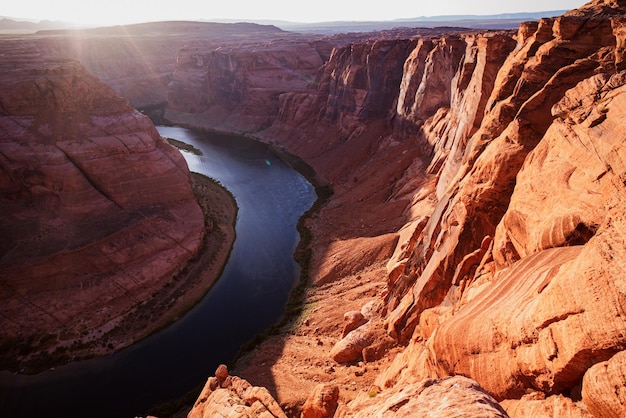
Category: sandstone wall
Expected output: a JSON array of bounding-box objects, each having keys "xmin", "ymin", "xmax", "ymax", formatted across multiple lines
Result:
[
  {"xmin": 0, "ymin": 47, "xmax": 205, "ymax": 369},
  {"xmin": 242, "ymin": 1, "xmax": 626, "ymax": 416},
  {"xmin": 87, "ymin": 2, "xmax": 626, "ymax": 416},
  {"xmin": 20, "ymin": 22, "xmax": 288, "ymax": 108},
  {"xmin": 375, "ymin": 2, "xmax": 626, "ymax": 416},
  {"xmin": 165, "ymin": 39, "xmax": 329, "ymax": 133}
]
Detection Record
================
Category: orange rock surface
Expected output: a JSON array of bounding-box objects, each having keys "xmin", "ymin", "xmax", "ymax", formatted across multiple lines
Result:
[
  {"xmin": 2, "ymin": 2, "xmax": 625, "ymax": 417},
  {"xmin": 222, "ymin": 1, "xmax": 626, "ymax": 417},
  {"xmin": 582, "ymin": 350, "xmax": 626, "ymax": 417}
]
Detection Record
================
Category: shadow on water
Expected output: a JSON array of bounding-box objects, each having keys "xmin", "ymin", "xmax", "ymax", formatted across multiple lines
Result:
[{"xmin": 0, "ymin": 126, "xmax": 316, "ymax": 418}]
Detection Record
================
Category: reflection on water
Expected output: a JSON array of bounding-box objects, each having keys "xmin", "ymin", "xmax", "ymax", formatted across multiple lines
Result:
[{"xmin": 0, "ymin": 126, "xmax": 316, "ymax": 418}]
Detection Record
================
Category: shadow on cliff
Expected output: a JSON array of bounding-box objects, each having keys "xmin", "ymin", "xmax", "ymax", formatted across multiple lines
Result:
[{"xmin": 226, "ymin": 117, "xmax": 427, "ymax": 415}]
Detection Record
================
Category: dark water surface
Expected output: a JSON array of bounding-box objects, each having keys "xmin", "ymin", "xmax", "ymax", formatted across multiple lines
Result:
[{"xmin": 0, "ymin": 126, "xmax": 316, "ymax": 417}]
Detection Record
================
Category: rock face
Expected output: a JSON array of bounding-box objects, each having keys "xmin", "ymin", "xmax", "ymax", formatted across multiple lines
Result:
[
  {"xmin": 12, "ymin": 22, "xmax": 288, "ymax": 109},
  {"xmin": 224, "ymin": 1, "xmax": 626, "ymax": 417},
  {"xmin": 165, "ymin": 27, "xmax": 465, "ymax": 139},
  {"xmin": 336, "ymin": 376, "xmax": 509, "ymax": 417},
  {"xmin": 301, "ymin": 384, "xmax": 340, "ymax": 418},
  {"xmin": 0, "ymin": 46, "xmax": 205, "ymax": 369},
  {"xmin": 166, "ymin": 38, "xmax": 328, "ymax": 133},
  {"xmin": 188, "ymin": 364, "xmax": 288, "ymax": 418},
  {"xmin": 429, "ymin": 71, "xmax": 626, "ymax": 400},
  {"xmin": 582, "ymin": 350, "xmax": 626, "ymax": 417},
  {"xmin": 378, "ymin": 4, "xmax": 626, "ymax": 410}
]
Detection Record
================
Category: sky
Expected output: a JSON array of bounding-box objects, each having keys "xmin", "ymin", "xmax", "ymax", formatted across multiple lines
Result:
[{"xmin": 3, "ymin": 0, "xmax": 587, "ymax": 26}]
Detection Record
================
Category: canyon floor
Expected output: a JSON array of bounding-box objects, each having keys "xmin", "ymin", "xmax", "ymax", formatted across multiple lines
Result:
[{"xmin": 234, "ymin": 263, "xmax": 397, "ymax": 415}]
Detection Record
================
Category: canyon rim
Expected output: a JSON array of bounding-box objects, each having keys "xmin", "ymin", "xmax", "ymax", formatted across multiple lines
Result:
[{"xmin": 2, "ymin": 0, "xmax": 626, "ymax": 417}]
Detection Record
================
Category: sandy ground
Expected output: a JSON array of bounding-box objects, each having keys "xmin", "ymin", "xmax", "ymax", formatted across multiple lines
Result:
[{"xmin": 233, "ymin": 262, "xmax": 401, "ymax": 417}]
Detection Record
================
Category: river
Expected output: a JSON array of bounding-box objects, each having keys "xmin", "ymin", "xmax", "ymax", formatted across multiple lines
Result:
[{"xmin": 0, "ymin": 126, "xmax": 317, "ymax": 417}]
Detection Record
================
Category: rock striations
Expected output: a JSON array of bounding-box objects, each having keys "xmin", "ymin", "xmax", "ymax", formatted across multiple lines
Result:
[
  {"xmin": 189, "ymin": 364, "xmax": 288, "ymax": 418},
  {"xmin": 0, "ymin": 45, "xmax": 205, "ymax": 370},
  {"xmin": 176, "ymin": 0, "xmax": 626, "ymax": 416},
  {"xmin": 165, "ymin": 38, "xmax": 329, "ymax": 133},
  {"xmin": 2, "ymin": 1, "xmax": 625, "ymax": 417}
]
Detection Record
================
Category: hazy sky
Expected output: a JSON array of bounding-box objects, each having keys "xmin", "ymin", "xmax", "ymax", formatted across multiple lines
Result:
[{"xmin": 4, "ymin": 0, "xmax": 587, "ymax": 26}]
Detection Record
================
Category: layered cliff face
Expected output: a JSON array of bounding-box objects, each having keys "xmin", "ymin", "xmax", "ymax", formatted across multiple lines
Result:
[
  {"xmin": 165, "ymin": 38, "xmax": 330, "ymax": 133},
  {"xmin": 378, "ymin": 2, "xmax": 626, "ymax": 416},
  {"xmin": 184, "ymin": 1, "xmax": 626, "ymax": 416},
  {"xmin": 13, "ymin": 22, "xmax": 288, "ymax": 109},
  {"xmin": 382, "ymin": 3, "xmax": 626, "ymax": 406},
  {"xmin": 164, "ymin": 27, "xmax": 460, "ymax": 138},
  {"xmin": 0, "ymin": 45, "xmax": 205, "ymax": 370}
]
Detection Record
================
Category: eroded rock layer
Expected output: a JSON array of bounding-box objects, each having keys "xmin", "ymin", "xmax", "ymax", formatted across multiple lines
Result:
[
  {"xmin": 3, "ymin": 1, "xmax": 625, "ymax": 417},
  {"xmin": 181, "ymin": 1, "xmax": 626, "ymax": 417},
  {"xmin": 0, "ymin": 46, "xmax": 205, "ymax": 370}
]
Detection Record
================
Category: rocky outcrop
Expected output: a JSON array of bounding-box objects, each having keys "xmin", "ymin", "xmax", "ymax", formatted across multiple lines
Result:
[
  {"xmin": 384, "ymin": 13, "xmax": 617, "ymax": 339},
  {"xmin": 501, "ymin": 394, "xmax": 593, "ymax": 417},
  {"xmin": 426, "ymin": 73, "xmax": 626, "ymax": 402},
  {"xmin": 369, "ymin": 1, "xmax": 626, "ymax": 416},
  {"xmin": 0, "ymin": 46, "xmax": 205, "ymax": 370},
  {"xmin": 165, "ymin": 38, "xmax": 331, "ymax": 133},
  {"xmin": 335, "ymin": 376, "xmax": 509, "ymax": 417},
  {"xmin": 329, "ymin": 302, "xmax": 388, "ymax": 364},
  {"xmin": 188, "ymin": 364, "xmax": 288, "ymax": 418},
  {"xmin": 381, "ymin": 5, "xmax": 626, "ymax": 407},
  {"xmin": 582, "ymin": 350, "xmax": 626, "ymax": 417},
  {"xmin": 301, "ymin": 384, "xmax": 340, "ymax": 418}
]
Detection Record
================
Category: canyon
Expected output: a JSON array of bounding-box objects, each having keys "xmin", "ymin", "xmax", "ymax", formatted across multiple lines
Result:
[
  {"xmin": 0, "ymin": 35, "xmax": 237, "ymax": 372},
  {"xmin": 168, "ymin": 0, "xmax": 626, "ymax": 416},
  {"xmin": 1, "ymin": 0, "xmax": 626, "ymax": 417}
]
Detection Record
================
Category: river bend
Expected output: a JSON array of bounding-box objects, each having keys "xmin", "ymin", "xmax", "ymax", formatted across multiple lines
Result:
[{"xmin": 0, "ymin": 126, "xmax": 316, "ymax": 417}]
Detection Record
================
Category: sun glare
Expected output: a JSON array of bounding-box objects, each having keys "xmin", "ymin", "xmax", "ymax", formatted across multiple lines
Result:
[{"xmin": 4, "ymin": 0, "xmax": 587, "ymax": 27}]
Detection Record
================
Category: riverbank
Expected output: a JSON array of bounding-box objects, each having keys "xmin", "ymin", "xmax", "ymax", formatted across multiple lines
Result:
[
  {"xmin": 146, "ymin": 133, "xmax": 332, "ymax": 418},
  {"xmin": 4, "ymin": 174, "xmax": 237, "ymax": 374},
  {"xmin": 98, "ymin": 173, "xmax": 238, "ymax": 355},
  {"xmin": 230, "ymin": 140, "xmax": 400, "ymax": 415}
]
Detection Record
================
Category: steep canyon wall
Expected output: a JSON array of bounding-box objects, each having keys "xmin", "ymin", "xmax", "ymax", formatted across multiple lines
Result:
[
  {"xmin": 0, "ymin": 41, "xmax": 206, "ymax": 370},
  {"xmin": 1, "ymin": 3, "xmax": 624, "ymax": 416},
  {"xmin": 30, "ymin": 22, "xmax": 289, "ymax": 108},
  {"xmin": 171, "ymin": 1, "xmax": 626, "ymax": 416}
]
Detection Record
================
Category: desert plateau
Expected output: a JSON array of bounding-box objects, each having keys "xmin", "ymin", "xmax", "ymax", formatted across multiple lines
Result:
[{"xmin": 1, "ymin": 0, "xmax": 626, "ymax": 417}]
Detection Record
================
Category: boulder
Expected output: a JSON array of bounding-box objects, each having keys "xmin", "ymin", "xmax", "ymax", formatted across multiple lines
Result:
[
  {"xmin": 301, "ymin": 384, "xmax": 340, "ymax": 418},
  {"xmin": 188, "ymin": 371, "xmax": 288, "ymax": 418},
  {"xmin": 582, "ymin": 350, "xmax": 626, "ymax": 418},
  {"xmin": 338, "ymin": 376, "xmax": 509, "ymax": 417},
  {"xmin": 501, "ymin": 394, "xmax": 593, "ymax": 418},
  {"xmin": 330, "ymin": 322, "xmax": 375, "ymax": 364}
]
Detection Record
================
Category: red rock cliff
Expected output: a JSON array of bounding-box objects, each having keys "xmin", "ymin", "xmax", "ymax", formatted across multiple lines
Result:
[
  {"xmin": 18, "ymin": 22, "xmax": 288, "ymax": 108},
  {"xmin": 0, "ymin": 45, "xmax": 205, "ymax": 370},
  {"xmin": 165, "ymin": 38, "xmax": 333, "ymax": 133},
  {"xmin": 201, "ymin": 1, "xmax": 626, "ymax": 416},
  {"xmin": 371, "ymin": 2, "xmax": 625, "ymax": 416},
  {"xmin": 148, "ymin": 3, "xmax": 626, "ymax": 416}
]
